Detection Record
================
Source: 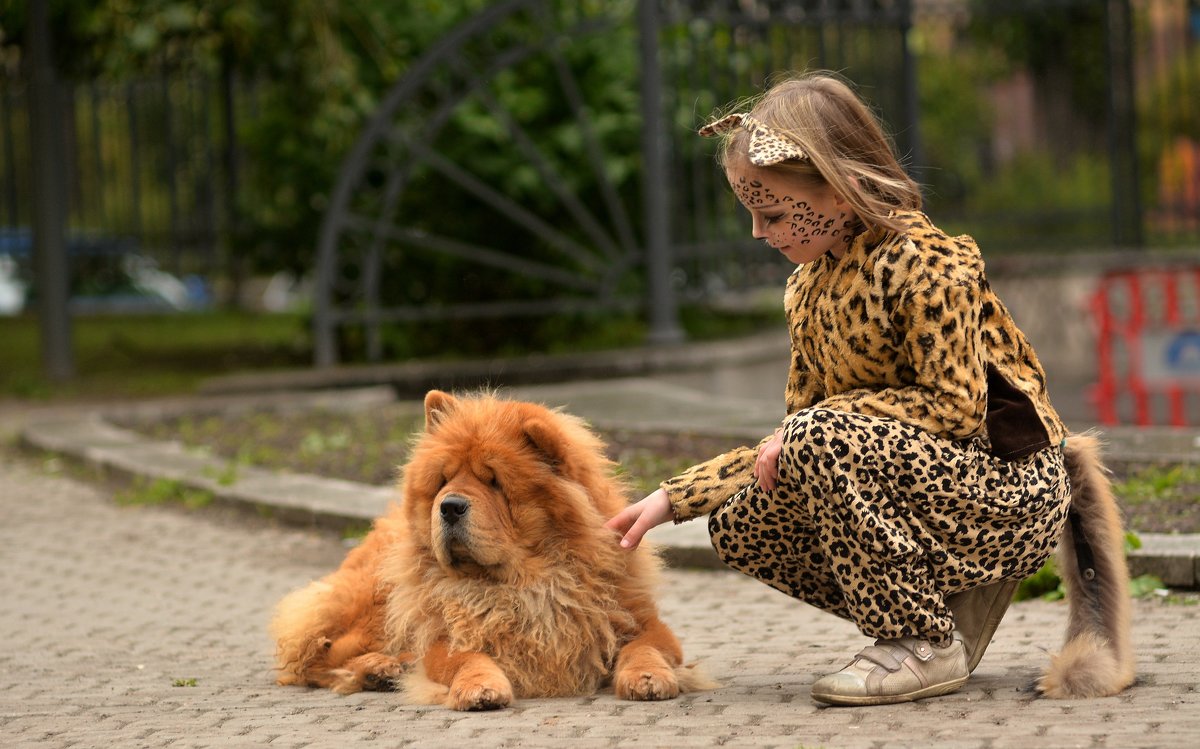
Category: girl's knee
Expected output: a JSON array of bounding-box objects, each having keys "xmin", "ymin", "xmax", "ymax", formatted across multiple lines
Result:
[
  {"xmin": 778, "ymin": 407, "xmax": 864, "ymax": 480},
  {"xmin": 781, "ymin": 407, "xmax": 859, "ymax": 446}
]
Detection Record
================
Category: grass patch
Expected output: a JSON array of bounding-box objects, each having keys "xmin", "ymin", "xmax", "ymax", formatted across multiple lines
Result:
[
  {"xmin": 171, "ymin": 678, "xmax": 198, "ymax": 687},
  {"xmin": 1, "ymin": 311, "xmax": 310, "ymax": 399},
  {"xmin": 341, "ymin": 522, "xmax": 373, "ymax": 543},
  {"xmin": 128, "ymin": 406, "xmax": 746, "ymax": 498},
  {"xmin": 3, "ymin": 306, "xmax": 782, "ymax": 401},
  {"xmin": 1114, "ymin": 463, "xmax": 1200, "ymax": 505},
  {"xmin": 116, "ymin": 477, "xmax": 214, "ymax": 510},
  {"xmin": 1111, "ymin": 463, "xmax": 1200, "ymax": 533},
  {"xmin": 1158, "ymin": 591, "xmax": 1200, "ymax": 605}
]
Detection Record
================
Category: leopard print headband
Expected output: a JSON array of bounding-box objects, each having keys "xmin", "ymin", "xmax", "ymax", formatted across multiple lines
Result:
[{"xmin": 698, "ymin": 113, "xmax": 807, "ymax": 166}]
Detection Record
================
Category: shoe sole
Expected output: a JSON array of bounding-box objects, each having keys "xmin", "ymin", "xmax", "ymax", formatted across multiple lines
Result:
[{"xmin": 810, "ymin": 675, "xmax": 970, "ymax": 707}]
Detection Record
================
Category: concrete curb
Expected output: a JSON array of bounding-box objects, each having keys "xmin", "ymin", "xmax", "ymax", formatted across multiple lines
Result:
[
  {"xmin": 198, "ymin": 331, "xmax": 792, "ymax": 397},
  {"xmin": 17, "ymin": 385, "xmax": 1200, "ymax": 588}
]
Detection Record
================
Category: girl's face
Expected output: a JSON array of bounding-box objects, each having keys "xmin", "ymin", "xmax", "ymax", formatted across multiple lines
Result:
[{"xmin": 726, "ymin": 164, "xmax": 858, "ymax": 265}]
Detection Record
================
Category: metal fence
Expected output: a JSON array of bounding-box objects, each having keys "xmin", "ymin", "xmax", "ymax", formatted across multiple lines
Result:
[
  {"xmin": 1, "ymin": 68, "xmax": 253, "ymax": 282},
  {"xmin": 658, "ymin": 0, "xmax": 923, "ymax": 304},
  {"xmin": 5, "ymin": 0, "xmax": 1200, "ymax": 359},
  {"xmin": 662, "ymin": 0, "xmax": 1200, "ymax": 301}
]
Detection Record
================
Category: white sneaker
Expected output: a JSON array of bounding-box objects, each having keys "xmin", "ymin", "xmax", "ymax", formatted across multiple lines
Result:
[{"xmin": 810, "ymin": 633, "xmax": 970, "ymax": 706}]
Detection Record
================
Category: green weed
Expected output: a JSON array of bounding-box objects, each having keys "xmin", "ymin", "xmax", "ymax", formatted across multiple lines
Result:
[
  {"xmin": 1113, "ymin": 464, "xmax": 1200, "ymax": 505},
  {"xmin": 202, "ymin": 458, "xmax": 241, "ymax": 487},
  {"xmin": 1158, "ymin": 591, "xmax": 1199, "ymax": 606},
  {"xmin": 300, "ymin": 429, "xmax": 350, "ymax": 457},
  {"xmin": 1013, "ymin": 531, "xmax": 1163, "ymax": 602},
  {"xmin": 116, "ymin": 478, "xmax": 213, "ymax": 509},
  {"xmin": 341, "ymin": 522, "xmax": 373, "ymax": 543}
]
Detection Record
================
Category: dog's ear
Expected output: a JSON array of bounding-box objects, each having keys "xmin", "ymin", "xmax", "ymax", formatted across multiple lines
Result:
[
  {"xmin": 424, "ymin": 390, "xmax": 458, "ymax": 432},
  {"xmin": 522, "ymin": 416, "xmax": 569, "ymax": 472}
]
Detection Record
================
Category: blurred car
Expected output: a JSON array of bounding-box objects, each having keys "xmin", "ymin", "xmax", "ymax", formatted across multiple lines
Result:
[{"xmin": 0, "ymin": 228, "xmax": 208, "ymax": 315}]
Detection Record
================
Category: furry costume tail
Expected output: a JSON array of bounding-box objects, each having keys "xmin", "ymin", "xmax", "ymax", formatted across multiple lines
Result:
[{"xmin": 1038, "ymin": 433, "xmax": 1135, "ymax": 698}]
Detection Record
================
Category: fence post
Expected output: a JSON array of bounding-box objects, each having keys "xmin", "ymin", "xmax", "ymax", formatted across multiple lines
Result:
[
  {"xmin": 638, "ymin": 0, "xmax": 684, "ymax": 345},
  {"xmin": 220, "ymin": 45, "xmax": 246, "ymax": 308},
  {"xmin": 1105, "ymin": 0, "xmax": 1143, "ymax": 247},
  {"xmin": 27, "ymin": 0, "xmax": 73, "ymax": 381},
  {"xmin": 898, "ymin": 0, "xmax": 925, "ymax": 187}
]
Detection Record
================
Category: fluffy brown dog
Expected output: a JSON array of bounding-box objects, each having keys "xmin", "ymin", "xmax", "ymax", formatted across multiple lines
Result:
[{"xmin": 270, "ymin": 390, "xmax": 711, "ymax": 710}]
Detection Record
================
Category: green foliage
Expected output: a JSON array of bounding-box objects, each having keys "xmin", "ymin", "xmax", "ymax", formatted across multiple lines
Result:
[
  {"xmin": 1138, "ymin": 45, "xmax": 1200, "ymax": 150},
  {"xmin": 916, "ymin": 49, "xmax": 997, "ymax": 210},
  {"xmin": 0, "ymin": 304, "xmax": 774, "ymax": 400},
  {"xmin": 341, "ymin": 522, "xmax": 372, "ymax": 543},
  {"xmin": 171, "ymin": 678, "xmax": 198, "ymax": 687},
  {"xmin": 971, "ymin": 151, "xmax": 1111, "ymax": 213},
  {"xmin": 88, "ymin": 1, "xmax": 636, "ymax": 292},
  {"xmin": 1, "ymin": 0, "xmax": 540, "ymax": 278},
  {"xmin": 1014, "ymin": 529, "xmax": 1166, "ymax": 603},
  {"xmin": 1137, "ymin": 45, "xmax": 1200, "ymax": 240},
  {"xmin": 939, "ymin": 150, "xmax": 1112, "ymax": 248},
  {"xmin": 1128, "ymin": 572, "xmax": 1166, "ymax": 598},
  {"xmin": 965, "ymin": 0, "xmax": 1108, "ymax": 124},
  {"xmin": 358, "ymin": 304, "xmax": 777, "ymax": 363},
  {"xmin": 1014, "ymin": 558, "xmax": 1064, "ymax": 602}
]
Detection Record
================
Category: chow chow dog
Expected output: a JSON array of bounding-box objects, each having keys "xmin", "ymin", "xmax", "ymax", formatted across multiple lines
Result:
[{"xmin": 270, "ymin": 390, "xmax": 711, "ymax": 710}]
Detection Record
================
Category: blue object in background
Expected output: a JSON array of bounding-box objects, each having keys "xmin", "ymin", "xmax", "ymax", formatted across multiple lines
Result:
[{"xmin": 0, "ymin": 227, "xmax": 205, "ymax": 314}]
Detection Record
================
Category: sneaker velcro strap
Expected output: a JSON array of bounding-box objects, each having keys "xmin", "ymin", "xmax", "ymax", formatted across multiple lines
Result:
[{"xmin": 854, "ymin": 645, "xmax": 904, "ymax": 672}]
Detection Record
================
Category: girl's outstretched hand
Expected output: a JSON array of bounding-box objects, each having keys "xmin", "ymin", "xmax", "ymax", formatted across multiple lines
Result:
[
  {"xmin": 605, "ymin": 488, "xmax": 673, "ymax": 550},
  {"xmin": 755, "ymin": 428, "xmax": 784, "ymax": 492}
]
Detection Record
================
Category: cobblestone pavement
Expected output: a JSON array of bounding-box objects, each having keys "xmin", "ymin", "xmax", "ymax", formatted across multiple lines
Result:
[{"xmin": 1, "ymin": 451, "xmax": 1198, "ymax": 749}]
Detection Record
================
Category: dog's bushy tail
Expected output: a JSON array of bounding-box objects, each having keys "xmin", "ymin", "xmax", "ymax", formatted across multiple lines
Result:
[
  {"xmin": 1038, "ymin": 433, "xmax": 1135, "ymax": 698},
  {"xmin": 674, "ymin": 662, "xmax": 720, "ymax": 693}
]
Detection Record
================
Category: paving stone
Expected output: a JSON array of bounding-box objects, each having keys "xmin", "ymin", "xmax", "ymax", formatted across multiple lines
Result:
[{"xmin": 2, "ymin": 452, "xmax": 1199, "ymax": 748}]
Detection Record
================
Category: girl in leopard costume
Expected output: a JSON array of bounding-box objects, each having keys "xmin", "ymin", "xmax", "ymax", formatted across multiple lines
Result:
[{"xmin": 607, "ymin": 72, "xmax": 1134, "ymax": 706}]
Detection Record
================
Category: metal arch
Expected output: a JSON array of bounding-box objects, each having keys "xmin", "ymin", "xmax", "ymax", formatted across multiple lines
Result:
[{"xmin": 313, "ymin": 0, "xmax": 644, "ymax": 366}]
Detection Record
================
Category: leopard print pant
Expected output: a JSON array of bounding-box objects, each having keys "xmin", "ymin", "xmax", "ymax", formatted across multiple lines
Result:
[{"xmin": 708, "ymin": 407, "xmax": 1070, "ymax": 645}]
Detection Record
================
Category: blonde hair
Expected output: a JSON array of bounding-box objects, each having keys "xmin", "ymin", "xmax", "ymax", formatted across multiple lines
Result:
[{"xmin": 713, "ymin": 72, "xmax": 922, "ymax": 234}]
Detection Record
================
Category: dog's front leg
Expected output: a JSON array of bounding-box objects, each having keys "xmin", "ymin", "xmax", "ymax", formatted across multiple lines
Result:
[
  {"xmin": 424, "ymin": 641, "xmax": 514, "ymax": 710},
  {"xmin": 613, "ymin": 617, "xmax": 683, "ymax": 701}
]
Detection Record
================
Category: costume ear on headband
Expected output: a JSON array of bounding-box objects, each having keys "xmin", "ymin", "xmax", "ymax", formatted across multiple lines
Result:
[{"xmin": 698, "ymin": 113, "xmax": 807, "ymax": 166}]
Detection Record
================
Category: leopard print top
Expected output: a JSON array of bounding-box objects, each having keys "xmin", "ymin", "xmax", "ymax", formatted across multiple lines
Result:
[{"xmin": 662, "ymin": 210, "xmax": 1067, "ymax": 522}]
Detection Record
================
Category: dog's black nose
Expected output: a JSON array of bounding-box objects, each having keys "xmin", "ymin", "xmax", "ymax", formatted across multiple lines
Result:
[{"xmin": 439, "ymin": 495, "xmax": 469, "ymax": 525}]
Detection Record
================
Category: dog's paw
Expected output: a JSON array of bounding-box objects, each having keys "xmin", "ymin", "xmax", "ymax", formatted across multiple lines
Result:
[
  {"xmin": 448, "ymin": 678, "xmax": 514, "ymax": 711},
  {"xmin": 615, "ymin": 667, "xmax": 680, "ymax": 701},
  {"xmin": 330, "ymin": 652, "xmax": 416, "ymax": 694},
  {"xmin": 358, "ymin": 653, "xmax": 416, "ymax": 692},
  {"xmin": 328, "ymin": 669, "xmax": 365, "ymax": 695}
]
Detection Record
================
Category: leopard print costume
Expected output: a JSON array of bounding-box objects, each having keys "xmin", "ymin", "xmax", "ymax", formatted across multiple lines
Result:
[{"xmin": 661, "ymin": 211, "xmax": 1071, "ymax": 643}]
